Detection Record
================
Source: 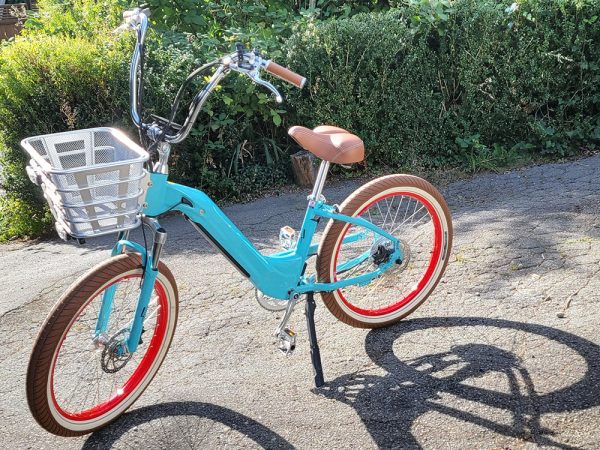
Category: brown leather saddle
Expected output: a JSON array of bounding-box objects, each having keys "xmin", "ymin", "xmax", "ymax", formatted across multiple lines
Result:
[{"xmin": 288, "ymin": 125, "xmax": 364, "ymax": 164}]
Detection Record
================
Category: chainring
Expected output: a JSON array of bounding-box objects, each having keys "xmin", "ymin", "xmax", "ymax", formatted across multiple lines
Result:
[{"xmin": 255, "ymin": 289, "xmax": 288, "ymax": 312}]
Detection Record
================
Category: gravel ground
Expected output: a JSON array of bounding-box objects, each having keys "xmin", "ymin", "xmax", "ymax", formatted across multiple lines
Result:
[{"xmin": 1, "ymin": 156, "xmax": 599, "ymax": 449}]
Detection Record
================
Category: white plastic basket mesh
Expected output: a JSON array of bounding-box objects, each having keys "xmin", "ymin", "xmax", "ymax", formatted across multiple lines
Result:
[{"xmin": 21, "ymin": 128, "xmax": 150, "ymax": 240}]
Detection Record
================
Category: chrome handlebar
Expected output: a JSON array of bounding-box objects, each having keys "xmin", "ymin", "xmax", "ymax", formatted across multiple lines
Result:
[
  {"xmin": 158, "ymin": 55, "xmax": 282, "ymax": 144},
  {"xmin": 159, "ymin": 65, "xmax": 229, "ymax": 144},
  {"xmin": 115, "ymin": 8, "xmax": 150, "ymax": 129},
  {"xmin": 116, "ymin": 8, "xmax": 284, "ymax": 146}
]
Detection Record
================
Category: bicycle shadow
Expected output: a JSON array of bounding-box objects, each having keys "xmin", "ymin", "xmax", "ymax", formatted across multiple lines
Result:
[
  {"xmin": 318, "ymin": 316, "xmax": 600, "ymax": 450},
  {"xmin": 82, "ymin": 401, "xmax": 294, "ymax": 449},
  {"xmin": 79, "ymin": 317, "xmax": 599, "ymax": 449}
]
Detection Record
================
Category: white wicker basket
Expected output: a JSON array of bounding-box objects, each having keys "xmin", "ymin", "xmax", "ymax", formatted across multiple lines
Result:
[{"xmin": 21, "ymin": 128, "xmax": 150, "ymax": 241}]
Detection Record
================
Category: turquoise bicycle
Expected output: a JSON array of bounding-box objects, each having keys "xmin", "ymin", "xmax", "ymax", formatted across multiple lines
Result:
[{"xmin": 24, "ymin": 9, "xmax": 453, "ymax": 436}]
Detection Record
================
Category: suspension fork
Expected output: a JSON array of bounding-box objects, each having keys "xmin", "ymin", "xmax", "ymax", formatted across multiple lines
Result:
[
  {"xmin": 94, "ymin": 230, "xmax": 131, "ymax": 338},
  {"xmin": 94, "ymin": 217, "xmax": 167, "ymax": 355}
]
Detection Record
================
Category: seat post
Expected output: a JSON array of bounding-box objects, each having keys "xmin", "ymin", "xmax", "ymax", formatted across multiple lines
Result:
[{"xmin": 308, "ymin": 160, "xmax": 330, "ymax": 206}]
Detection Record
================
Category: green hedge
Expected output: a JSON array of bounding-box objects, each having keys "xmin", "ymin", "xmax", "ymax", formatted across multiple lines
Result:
[
  {"xmin": 285, "ymin": 0, "xmax": 600, "ymax": 170},
  {"xmin": 1, "ymin": 0, "xmax": 600, "ymax": 240},
  {"xmin": 0, "ymin": 35, "xmax": 130, "ymax": 239}
]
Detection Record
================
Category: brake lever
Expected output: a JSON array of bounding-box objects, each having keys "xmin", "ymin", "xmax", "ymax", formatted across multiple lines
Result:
[
  {"xmin": 113, "ymin": 20, "xmax": 134, "ymax": 34},
  {"xmin": 247, "ymin": 70, "xmax": 283, "ymax": 103},
  {"xmin": 113, "ymin": 8, "xmax": 151, "ymax": 34},
  {"xmin": 223, "ymin": 50, "xmax": 283, "ymax": 103}
]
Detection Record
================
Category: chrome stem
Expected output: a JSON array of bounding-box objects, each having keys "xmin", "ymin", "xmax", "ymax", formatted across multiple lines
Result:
[{"xmin": 153, "ymin": 142, "xmax": 171, "ymax": 175}]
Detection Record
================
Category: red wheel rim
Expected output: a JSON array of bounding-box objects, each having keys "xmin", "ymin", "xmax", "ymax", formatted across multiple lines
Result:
[
  {"xmin": 333, "ymin": 191, "xmax": 443, "ymax": 317},
  {"xmin": 49, "ymin": 275, "xmax": 169, "ymax": 422}
]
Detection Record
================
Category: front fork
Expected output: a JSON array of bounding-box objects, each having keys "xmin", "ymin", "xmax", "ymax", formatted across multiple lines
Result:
[{"xmin": 94, "ymin": 216, "xmax": 166, "ymax": 355}]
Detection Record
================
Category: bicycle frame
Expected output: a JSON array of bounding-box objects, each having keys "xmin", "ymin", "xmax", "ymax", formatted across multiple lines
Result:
[
  {"xmin": 96, "ymin": 170, "xmax": 403, "ymax": 354},
  {"xmin": 149, "ymin": 171, "xmax": 401, "ymax": 294}
]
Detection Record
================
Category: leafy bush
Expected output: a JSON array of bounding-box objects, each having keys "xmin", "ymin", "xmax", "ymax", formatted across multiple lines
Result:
[
  {"xmin": 295, "ymin": 0, "xmax": 391, "ymax": 19},
  {"xmin": 0, "ymin": 35, "xmax": 130, "ymax": 240},
  {"xmin": 285, "ymin": 0, "xmax": 600, "ymax": 170},
  {"xmin": 137, "ymin": 0, "xmax": 394, "ymax": 196},
  {"xmin": 285, "ymin": 10, "xmax": 443, "ymax": 168},
  {"xmin": 145, "ymin": 0, "xmax": 294, "ymax": 55},
  {"xmin": 22, "ymin": 0, "xmax": 125, "ymax": 38}
]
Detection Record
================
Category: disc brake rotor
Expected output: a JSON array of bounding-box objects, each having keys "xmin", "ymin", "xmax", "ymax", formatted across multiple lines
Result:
[{"xmin": 101, "ymin": 329, "xmax": 133, "ymax": 374}]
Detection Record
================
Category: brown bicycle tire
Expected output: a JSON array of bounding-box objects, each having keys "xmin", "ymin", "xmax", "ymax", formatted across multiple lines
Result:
[
  {"xmin": 26, "ymin": 253, "xmax": 178, "ymax": 436},
  {"xmin": 317, "ymin": 174, "xmax": 453, "ymax": 328}
]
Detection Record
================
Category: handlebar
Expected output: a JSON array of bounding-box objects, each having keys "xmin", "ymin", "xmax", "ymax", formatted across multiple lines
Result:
[
  {"xmin": 117, "ymin": 8, "xmax": 306, "ymax": 147},
  {"xmin": 115, "ymin": 8, "xmax": 150, "ymax": 129}
]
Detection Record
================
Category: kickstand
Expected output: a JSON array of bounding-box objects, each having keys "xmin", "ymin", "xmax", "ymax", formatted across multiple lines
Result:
[{"xmin": 305, "ymin": 292, "xmax": 325, "ymax": 388}]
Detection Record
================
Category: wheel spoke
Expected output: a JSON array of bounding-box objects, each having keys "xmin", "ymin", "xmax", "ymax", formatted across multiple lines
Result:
[
  {"xmin": 381, "ymin": 197, "xmax": 394, "ymax": 230},
  {"xmin": 390, "ymin": 204, "xmax": 426, "ymax": 235},
  {"xmin": 58, "ymin": 351, "xmax": 99, "ymax": 409}
]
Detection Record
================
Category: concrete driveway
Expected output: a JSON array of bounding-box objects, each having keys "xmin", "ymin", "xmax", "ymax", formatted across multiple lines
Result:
[{"xmin": 1, "ymin": 156, "xmax": 599, "ymax": 449}]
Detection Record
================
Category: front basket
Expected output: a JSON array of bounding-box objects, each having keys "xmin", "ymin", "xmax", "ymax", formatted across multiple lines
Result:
[{"xmin": 21, "ymin": 127, "xmax": 150, "ymax": 241}]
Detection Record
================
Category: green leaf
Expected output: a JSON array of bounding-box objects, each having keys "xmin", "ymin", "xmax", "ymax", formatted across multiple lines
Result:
[{"xmin": 272, "ymin": 112, "xmax": 282, "ymax": 126}]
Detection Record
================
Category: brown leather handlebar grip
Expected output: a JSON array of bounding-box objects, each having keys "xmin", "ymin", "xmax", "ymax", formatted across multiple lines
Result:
[{"xmin": 265, "ymin": 61, "xmax": 306, "ymax": 89}]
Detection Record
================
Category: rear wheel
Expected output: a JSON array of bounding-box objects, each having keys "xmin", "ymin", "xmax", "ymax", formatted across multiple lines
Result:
[
  {"xmin": 317, "ymin": 175, "xmax": 452, "ymax": 328},
  {"xmin": 26, "ymin": 253, "xmax": 178, "ymax": 436}
]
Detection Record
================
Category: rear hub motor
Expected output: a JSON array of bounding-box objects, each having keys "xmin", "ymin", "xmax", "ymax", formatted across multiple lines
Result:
[{"xmin": 370, "ymin": 238, "xmax": 411, "ymax": 274}]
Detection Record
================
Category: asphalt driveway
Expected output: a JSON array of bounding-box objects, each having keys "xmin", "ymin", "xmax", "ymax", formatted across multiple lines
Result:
[{"xmin": 1, "ymin": 156, "xmax": 599, "ymax": 449}]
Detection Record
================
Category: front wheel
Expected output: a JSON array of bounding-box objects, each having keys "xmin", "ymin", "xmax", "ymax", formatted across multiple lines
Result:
[
  {"xmin": 26, "ymin": 253, "xmax": 178, "ymax": 436},
  {"xmin": 317, "ymin": 175, "xmax": 452, "ymax": 328}
]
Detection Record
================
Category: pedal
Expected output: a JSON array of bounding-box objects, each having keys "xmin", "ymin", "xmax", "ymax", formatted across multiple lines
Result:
[{"xmin": 277, "ymin": 327, "xmax": 296, "ymax": 356}]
